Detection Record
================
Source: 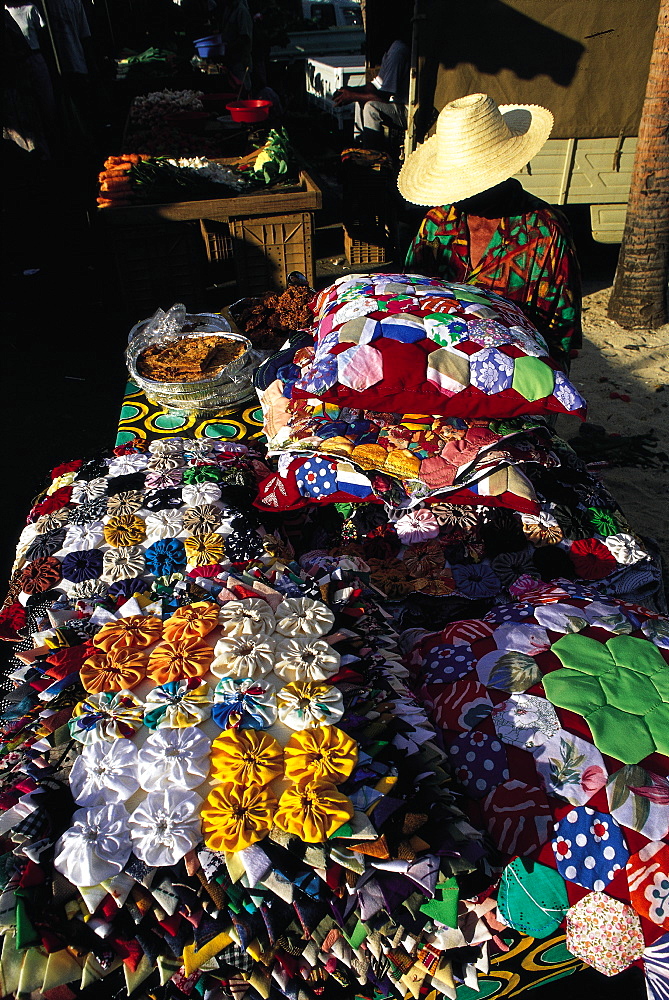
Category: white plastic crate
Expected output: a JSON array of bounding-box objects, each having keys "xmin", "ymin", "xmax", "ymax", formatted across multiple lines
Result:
[{"xmin": 305, "ymin": 55, "xmax": 366, "ymax": 127}]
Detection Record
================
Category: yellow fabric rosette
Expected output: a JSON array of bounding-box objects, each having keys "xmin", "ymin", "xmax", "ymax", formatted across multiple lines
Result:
[
  {"xmin": 80, "ymin": 648, "xmax": 147, "ymax": 694},
  {"xmin": 210, "ymin": 729, "xmax": 284, "ymax": 786},
  {"xmin": 103, "ymin": 515, "xmax": 147, "ymax": 548},
  {"xmin": 284, "ymin": 726, "xmax": 357, "ymax": 784},
  {"xmin": 202, "ymin": 782, "xmax": 277, "ymax": 852},
  {"xmin": 93, "ymin": 615, "xmax": 163, "ymax": 652},
  {"xmin": 147, "ymin": 638, "xmax": 214, "ymax": 684},
  {"xmin": 274, "ymin": 780, "xmax": 354, "ymax": 843},
  {"xmin": 163, "ymin": 601, "xmax": 220, "ymax": 642},
  {"xmin": 183, "ymin": 533, "xmax": 225, "ymax": 566}
]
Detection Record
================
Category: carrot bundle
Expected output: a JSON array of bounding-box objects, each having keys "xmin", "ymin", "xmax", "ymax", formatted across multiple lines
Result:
[{"xmin": 97, "ymin": 153, "xmax": 150, "ymax": 207}]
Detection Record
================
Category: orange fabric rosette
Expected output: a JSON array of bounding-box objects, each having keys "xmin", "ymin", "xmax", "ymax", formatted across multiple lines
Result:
[
  {"xmin": 274, "ymin": 780, "xmax": 354, "ymax": 843},
  {"xmin": 284, "ymin": 725, "xmax": 357, "ymax": 784},
  {"xmin": 210, "ymin": 729, "xmax": 284, "ymax": 786},
  {"xmin": 147, "ymin": 638, "xmax": 214, "ymax": 685},
  {"xmin": 93, "ymin": 615, "xmax": 163, "ymax": 652},
  {"xmin": 202, "ymin": 782, "xmax": 277, "ymax": 852},
  {"xmin": 183, "ymin": 533, "xmax": 225, "ymax": 566},
  {"xmin": 80, "ymin": 647, "xmax": 147, "ymax": 694},
  {"xmin": 103, "ymin": 514, "xmax": 147, "ymax": 548},
  {"xmin": 163, "ymin": 601, "xmax": 220, "ymax": 642}
]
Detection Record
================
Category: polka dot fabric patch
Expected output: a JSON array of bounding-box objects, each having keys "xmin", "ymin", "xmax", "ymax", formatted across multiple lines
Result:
[{"xmin": 552, "ymin": 806, "xmax": 629, "ymax": 892}]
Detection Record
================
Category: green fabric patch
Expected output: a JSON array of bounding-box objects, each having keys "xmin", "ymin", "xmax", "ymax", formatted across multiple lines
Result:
[
  {"xmin": 419, "ymin": 877, "xmax": 458, "ymax": 927},
  {"xmin": 544, "ymin": 632, "xmax": 669, "ymax": 762},
  {"xmin": 498, "ymin": 858, "xmax": 569, "ymax": 939},
  {"xmin": 511, "ymin": 356, "xmax": 555, "ymax": 401}
]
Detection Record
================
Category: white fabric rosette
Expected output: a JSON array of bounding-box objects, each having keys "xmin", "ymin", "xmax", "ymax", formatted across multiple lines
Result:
[
  {"xmin": 394, "ymin": 509, "xmax": 440, "ymax": 545},
  {"xmin": 138, "ymin": 728, "xmax": 211, "ymax": 791},
  {"xmin": 277, "ymin": 681, "xmax": 344, "ymax": 730},
  {"xmin": 108, "ymin": 453, "xmax": 149, "ymax": 476},
  {"xmin": 149, "ymin": 437, "xmax": 184, "ymax": 456},
  {"xmin": 146, "ymin": 453, "xmax": 184, "ymax": 472},
  {"xmin": 211, "ymin": 634, "xmax": 276, "ymax": 679},
  {"xmin": 71, "ymin": 478, "xmax": 107, "ymax": 504},
  {"xmin": 274, "ymin": 598, "xmax": 335, "ymax": 639},
  {"xmin": 54, "ymin": 803, "xmax": 132, "ymax": 886},
  {"xmin": 182, "ymin": 483, "xmax": 222, "ymax": 506},
  {"xmin": 102, "ymin": 545, "xmax": 145, "ymax": 583},
  {"xmin": 35, "ymin": 510, "xmax": 70, "ymax": 533},
  {"xmin": 71, "ymin": 579, "xmax": 109, "ymax": 600},
  {"xmin": 145, "ymin": 509, "xmax": 184, "ymax": 540},
  {"xmin": 129, "ymin": 788, "xmax": 202, "ymax": 867},
  {"xmin": 218, "ymin": 598, "xmax": 276, "ymax": 638},
  {"xmin": 603, "ymin": 533, "xmax": 647, "ymax": 565},
  {"xmin": 274, "ymin": 638, "xmax": 341, "ymax": 684},
  {"xmin": 183, "ymin": 440, "xmax": 215, "ymax": 461},
  {"xmin": 70, "ymin": 740, "xmax": 140, "ymax": 807},
  {"xmin": 61, "ymin": 522, "xmax": 105, "ymax": 552}
]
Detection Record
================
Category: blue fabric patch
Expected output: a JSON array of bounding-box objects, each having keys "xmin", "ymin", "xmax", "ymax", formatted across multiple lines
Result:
[
  {"xmin": 295, "ymin": 457, "xmax": 339, "ymax": 499},
  {"xmin": 423, "ymin": 644, "xmax": 478, "ymax": 684},
  {"xmin": 449, "ymin": 729, "xmax": 510, "ymax": 799},
  {"xmin": 552, "ymin": 805, "xmax": 629, "ymax": 892}
]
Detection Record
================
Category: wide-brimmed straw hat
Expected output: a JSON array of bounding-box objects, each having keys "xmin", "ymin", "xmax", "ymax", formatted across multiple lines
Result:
[{"xmin": 398, "ymin": 92, "xmax": 553, "ymax": 206}]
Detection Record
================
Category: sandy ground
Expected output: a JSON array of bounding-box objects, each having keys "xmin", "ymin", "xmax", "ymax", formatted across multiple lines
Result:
[{"xmin": 555, "ymin": 286, "xmax": 669, "ymax": 575}]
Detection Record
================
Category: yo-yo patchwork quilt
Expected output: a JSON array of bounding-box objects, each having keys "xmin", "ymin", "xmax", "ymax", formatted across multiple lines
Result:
[{"xmin": 1, "ymin": 272, "xmax": 667, "ymax": 1000}]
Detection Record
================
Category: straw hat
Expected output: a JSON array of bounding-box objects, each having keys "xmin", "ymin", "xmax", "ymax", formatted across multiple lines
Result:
[{"xmin": 398, "ymin": 93, "xmax": 553, "ymax": 206}]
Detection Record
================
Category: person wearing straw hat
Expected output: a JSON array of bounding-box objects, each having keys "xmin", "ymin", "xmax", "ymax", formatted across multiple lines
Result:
[{"xmin": 400, "ymin": 93, "xmax": 582, "ymax": 363}]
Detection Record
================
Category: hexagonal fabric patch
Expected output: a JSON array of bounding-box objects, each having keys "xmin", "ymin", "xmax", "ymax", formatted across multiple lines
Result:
[
  {"xmin": 426, "ymin": 347, "xmax": 471, "ymax": 394},
  {"xmin": 449, "ymin": 729, "xmax": 509, "ymax": 799},
  {"xmin": 469, "ymin": 348, "xmax": 514, "ymax": 394},
  {"xmin": 422, "ymin": 643, "xmax": 478, "ymax": 685},
  {"xmin": 606, "ymin": 766, "xmax": 669, "ymax": 841},
  {"xmin": 378, "ymin": 314, "xmax": 426, "ymax": 343},
  {"xmin": 626, "ymin": 841, "xmax": 669, "ymax": 930},
  {"xmin": 336, "ymin": 344, "xmax": 384, "ymax": 391},
  {"xmin": 542, "ymin": 633, "xmax": 669, "ymax": 764},
  {"xmin": 535, "ymin": 731, "xmax": 607, "ymax": 806},
  {"xmin": 552, "ymin": 806, "xmax": 629, "ymax": 892},
  {"xmin": 337, "ymin": 315, "xmax": 382, "ymax": 345},
  {"xmin": 423, "ymin": 313, "xmax": 469, "ymax": 347},
  {"xmin": 497, "ymin": 858, "xmax": 569, "ymax": 939},
  {"xmin": 491, "ymin": 694, "xmax": 561, "ymax": 751},
  {"xmin": 482, "ymin": 779, "xmax": 553, "ymax": 857},
  {"xmin": 566, "ymin": 894, "xmax": 645, "ymax": 976},
  {"xmin": 511, "ymin": 355, "xmax": 556, "ymax": 401},
  {"xmin": 427, "ymin": 677, "xmax": 493, "ymax": 733}
]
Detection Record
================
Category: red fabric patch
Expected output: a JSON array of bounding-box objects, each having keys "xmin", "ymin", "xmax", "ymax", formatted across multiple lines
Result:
[
  {"xmin": 427, "ymin": 677, "xmax": 492, "ymax": 733},
  {"xmin": 568, "ymin": 538, "xmax": 617, "ymax": 580},
  {"xmin": 44, "ymin": 642, "xmax": 93, "ymax": 680},
  {"xmin": 0, "ymin": 602, "xmax": 27, "ymax": 641},
  {"xmin": 482, "ymin": 779, "xmax": 553, "ymax": 857},
  {"xmin": 29, "ymin": 486, "xmax": 73, "ymax": 521},
  {"xmin": 50, "ymin": 460, "xmax": 82, "ymax": 479}
]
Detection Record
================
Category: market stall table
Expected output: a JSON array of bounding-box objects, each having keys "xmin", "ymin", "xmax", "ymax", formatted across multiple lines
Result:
[{"xmin": 1, "ymin": 276, "xmax": 667, "ymax": 1000}]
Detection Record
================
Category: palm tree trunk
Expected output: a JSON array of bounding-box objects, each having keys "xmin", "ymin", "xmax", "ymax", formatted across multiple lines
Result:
[{"xmin": 607, "ymin": 0, "xmax": 669, "ymax": 329}]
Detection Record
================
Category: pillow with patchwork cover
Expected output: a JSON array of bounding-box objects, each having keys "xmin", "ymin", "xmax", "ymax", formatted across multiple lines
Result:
[{"xmin": 291, "ymin": 274, "xmax": 586, "ymax": 419}]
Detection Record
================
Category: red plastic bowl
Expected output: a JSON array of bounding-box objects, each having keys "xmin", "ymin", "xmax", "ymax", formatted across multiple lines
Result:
[{"xmin": 226, "ymin": 100, "xmax": 272, "ymax": 123}]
